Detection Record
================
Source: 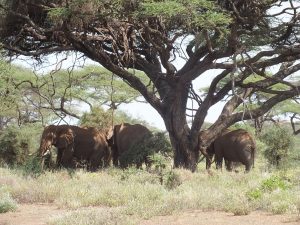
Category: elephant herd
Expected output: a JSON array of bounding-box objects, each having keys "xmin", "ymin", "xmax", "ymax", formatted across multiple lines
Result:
[
  {"xmin": 39, "ymin": 123, "xmax": 256, "ymax": 172},
  {"xmin": 39, "ymin": 123, "xmax": 152, "ymax": 171}
]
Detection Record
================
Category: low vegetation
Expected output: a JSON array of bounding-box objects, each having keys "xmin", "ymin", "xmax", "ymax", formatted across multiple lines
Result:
[{"xmin": 0, "ymin": 159, "xmax": 299, "ymax": 224}]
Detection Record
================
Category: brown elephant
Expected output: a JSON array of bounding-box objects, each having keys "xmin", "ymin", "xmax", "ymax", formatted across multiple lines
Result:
[
  {"xmin": 106, "ymin": 123, "xmax": 152, "ymax": 168},
  {"xmin": 206, "ymin": 129, "xmax": 256, "ymax": 172},
  {"xmin": 39, "ymin": 125, "xmax": 111, "ymax": 171}
]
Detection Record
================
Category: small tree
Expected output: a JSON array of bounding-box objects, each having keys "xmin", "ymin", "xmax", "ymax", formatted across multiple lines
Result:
[
  {"xmin": 119, "ymin": 132, "xmax": 172, "ymax": 169},
  {"xmin": 0, "ymin": 123, "xmax": 42, "ymax": 166},
  {"xmin": 261, "ymin": 126, "xmax": 294, "ymax": 168}
]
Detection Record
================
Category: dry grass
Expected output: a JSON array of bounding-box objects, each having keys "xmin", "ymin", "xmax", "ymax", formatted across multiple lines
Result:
[{"xmin": 0, "ymin": 164, "xmax": 299, "ymax": 224}]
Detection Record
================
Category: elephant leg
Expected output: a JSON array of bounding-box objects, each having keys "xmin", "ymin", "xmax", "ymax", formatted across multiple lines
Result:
[
  {"xmin": 215, "ymin": 154, "xmax": 223, "ymax": 170},
  {"xmin": 112, "ymin": 147, "xmax": 119, "ymax": 167},
  {"xmin": 225, "ymin": 160, "xmax": 233, "ymax": 171},
  {"xmin": 206, "ymin": 154, "xmax": 214, "ymax": 170},
  {"xmin": 56, "ymin": 148, "xmax": 63, "ymax": 168},
  {"xmin": 89, "ymin": 157, "xmax": 101, "ymax": 172},
  {"xmin": 103, "ymin": 148, "xmax": 111, "ymax": 168},
  {"xmin": 244, "ymin": 162, "xmax": 251, "ymax": 172},
  {"xmin": 60, "ymin": 147, "xmax": 75, "ymax": 168},
  {"xmin": 145, "ymin": 156, "xmax": 152, "ymax": 171},
  {"xmin": 216, "ymin": 160, "xmax": 223, "ymax": 170}
]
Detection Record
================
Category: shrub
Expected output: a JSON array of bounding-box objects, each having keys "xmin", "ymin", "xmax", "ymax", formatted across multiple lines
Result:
[
  {"xmin": 0, "ymin": 124, "xmax": 42, "ymax": 166},
  {"xmin": 79, "ymin": 107, "xmax": 113, "ymax": 130},
  {"xmin": 163, "ymin": 170, "xmax": 182, "ymax": 190},
  {"xmin": 21, "ymin": 155, "xmax": 45, "ymax": 177},
  {"xmin": 79, "ymin": 107, "xmax": 150, "ymax": 130},
  {"xmin": 260, "ymin": 126, "xmax": 294, "ymax": 167},
  {"xmin": 260, "ymin": 175, "xmax": 291, "ymax": 192},
  {"xmin": 119, "ymin": 132, "xmax": 172, "ymax": 168},
  {"xmin": 0, "ymin": 188, "xmax": 17, "ymax": 213}
]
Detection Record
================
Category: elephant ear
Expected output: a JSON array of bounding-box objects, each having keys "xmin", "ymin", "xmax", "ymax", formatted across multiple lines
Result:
[{"xmin": 56, "ymin": 128, "xmax": 74, "ymax": 150}]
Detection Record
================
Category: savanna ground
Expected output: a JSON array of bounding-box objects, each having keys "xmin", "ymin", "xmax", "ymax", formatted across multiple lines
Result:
[{"xmin": 0, "ymin": 159, "xmax": 299, "ymax": 225}]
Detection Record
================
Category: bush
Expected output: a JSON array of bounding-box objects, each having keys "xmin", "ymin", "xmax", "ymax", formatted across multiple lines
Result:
[
  {"xmin": 79, "ymin": 107, "xmax": 150, "ymax": 130},
  {"xmin": 21, "ymin": 155, "xmax": 45, "ymax": 177},
  {"xmin": 163, "ymin": 170, "xmax": 182, "ymax": 190},
  {"xmin": 0, "ymin": 188, "xmax": 17, "ymax": 213},
  {"xmin": 260, "ymin": 175, "xmax": 291, "ymax": 192},
  {"xmin": 0, "ymin": 124, "xmax": 43, "ymax": 166},
  {"xmin": 80, "ymin": 107, "xmax": 113, "ymax": 130},
  {"xmin": 119, "ymin": 132, "xmax": 172, "ymax": 168},
  {"xmin": 260, "ymin": 126, "xmax": 294, "ymax": 167},
  {"xmin": 247, "ymin": 175, "xmax": 291, "ymax": 201}
]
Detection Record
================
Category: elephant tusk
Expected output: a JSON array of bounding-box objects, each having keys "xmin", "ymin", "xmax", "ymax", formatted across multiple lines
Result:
[{"xmin": 42, "ymin": 149, "xmax": 51, "ymax": 157}]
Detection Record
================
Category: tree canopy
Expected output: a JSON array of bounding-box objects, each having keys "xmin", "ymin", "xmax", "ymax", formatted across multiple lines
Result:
[
  {"xmin": 0, "ymin": 59, "xmax": 143, "ymax": 128},
  {"xmin": 1, "ymin": 0, "xmax": 300, "ymax": 170}
]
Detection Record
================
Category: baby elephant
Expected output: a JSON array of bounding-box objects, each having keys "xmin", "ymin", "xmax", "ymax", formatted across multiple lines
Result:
[{"xmin": 206, "ymin": 129, "xmax": 256, "ymax": 172}]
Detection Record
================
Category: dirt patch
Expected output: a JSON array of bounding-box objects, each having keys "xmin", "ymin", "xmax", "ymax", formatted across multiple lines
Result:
[
  {"xmin": 0, "ymin": 204, "xmax": 299, "ymax": 225},
  {"xmin": 141, "ymin": 210, "xmax": 299, "ymax": 225},
  {"xmin": 0, "ymin": 204, "xmax": 68, "ymax": 225}
]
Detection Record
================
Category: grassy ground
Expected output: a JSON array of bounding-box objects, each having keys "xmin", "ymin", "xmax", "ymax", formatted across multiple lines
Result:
[{"xmin": 0, "ymin": 159, "xmax": 299, "ymax": 225}]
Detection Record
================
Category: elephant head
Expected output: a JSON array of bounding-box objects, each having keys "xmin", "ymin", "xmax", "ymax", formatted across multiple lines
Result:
[
  {"xmin": 40, "ymin": 125, "xmax": 111, "ymax": 171},
  {"xmin": 39, "ymin": 125, "xmax": 74, "ymax": 167}
]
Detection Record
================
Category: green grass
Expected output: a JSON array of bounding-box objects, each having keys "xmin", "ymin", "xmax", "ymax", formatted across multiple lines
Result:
[
  {"xmin": 0, "ymin": 164, "xmax": 299, "ymax": 223},
  {"xmin": 0, "ymin": 186, "xmax": 17, "ymax": 213}
]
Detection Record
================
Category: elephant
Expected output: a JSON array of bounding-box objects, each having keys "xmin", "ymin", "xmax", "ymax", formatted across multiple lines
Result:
[
  {"xmin": 106, "ymin": 123, "xmax": 152, "ymax": 168},
  {"xmin": 206, "ymin": 129, "xmax": 256, "ymax": 172},
  {"xmin": 39, "ymin": 125, "xmax": 111, "ymax": 171}
]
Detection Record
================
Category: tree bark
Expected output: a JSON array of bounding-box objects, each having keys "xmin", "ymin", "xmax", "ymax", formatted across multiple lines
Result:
[{"xmin": 161, "ymin": 84, "xmax": 199, "ymax": 171}]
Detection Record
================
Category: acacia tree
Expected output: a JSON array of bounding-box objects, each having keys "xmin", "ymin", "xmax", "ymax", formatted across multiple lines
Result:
[
  {"xmin": 1, "ymin": 0, "xmax": 300, "ymax": 171},
  {"xmin": 0, "ymin": 58, "xmax": 142, "ymax": 127}
]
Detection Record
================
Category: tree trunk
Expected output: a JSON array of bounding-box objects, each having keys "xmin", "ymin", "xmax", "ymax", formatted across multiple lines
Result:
[
  {"xmin": 169, "ymin": 131, "xmax": 199, "ymax": 171},
  {"xmin": 162, "ymin": 84, "xmax": 199, "ymax": 171}
]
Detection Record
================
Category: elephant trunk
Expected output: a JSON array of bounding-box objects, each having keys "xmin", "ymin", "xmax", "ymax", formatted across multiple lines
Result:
[{"xmin": 39, "ymin": 140, "xmax": 52, "ymax": 170}]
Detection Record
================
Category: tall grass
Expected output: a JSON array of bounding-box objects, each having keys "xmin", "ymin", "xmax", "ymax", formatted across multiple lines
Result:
[{"xmin": 0, "ymin": 165, "xmax": 299, "ymax": 223}]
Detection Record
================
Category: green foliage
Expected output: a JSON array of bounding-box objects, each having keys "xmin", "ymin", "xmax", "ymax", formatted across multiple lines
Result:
[
  {"xmin": 48, "ymin": 7, "xmax": 71, "ymax": 21},
  {"xmin": 80, "ymin": 107, "xmax": 113, "ymax": 129},
  {"xmin": 0, "ymin": 187, "xmax": 17, "ymax": 213},
  {"xmin": 163, "ymin": 170, "xmax": 182, "ymax": 190},
  {"xmin": 137, "ymin": 0, "xmax": 231, "ymax": 33},
  {"xmin": 247, "ymin": 175, "xmax": 291, "ymax": 201},
  {"xmin": 21, "ymin": 155, "xmax": 45, "ymax": 177},
  {"xmin": 247, "ymin": 188, "xmax": 263, "ymax": 200},
  {"xmin": 0, "ymin": 123, "xmax": 43, "ymax": 166},
  {"xmin": 148, "ymin": 152, "xmax": 169, "ymax": 172},
  {"xmin": 80, "ymin": 106, "xmax": 151, "ymax": 130},
  {"xmin": 260, "ymin": 126, "xmax": 294, "ymax": 167},
  {"xmin": 260, "ymin": 175, "xmax": 291, "ymax": 192},
  {"xmin": 119, "ymin": 132, "xmax": 172, "ymax": 168},
  {"xmin": 0, "ymin": 61, "xmax": 145, "ymax": 129}
]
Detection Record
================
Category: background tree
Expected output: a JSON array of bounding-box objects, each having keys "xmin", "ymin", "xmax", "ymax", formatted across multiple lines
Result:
[
  {"xmin": 260, "ymin": 125, "xmax": 295, "ymax": 168},
  {"xmin": 0, "ymin": 58, "xmax": 144, "ymax": 127},
  {"xmin": 1, "ymin": 0, "xmax": 300, "ymax": 171}
]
